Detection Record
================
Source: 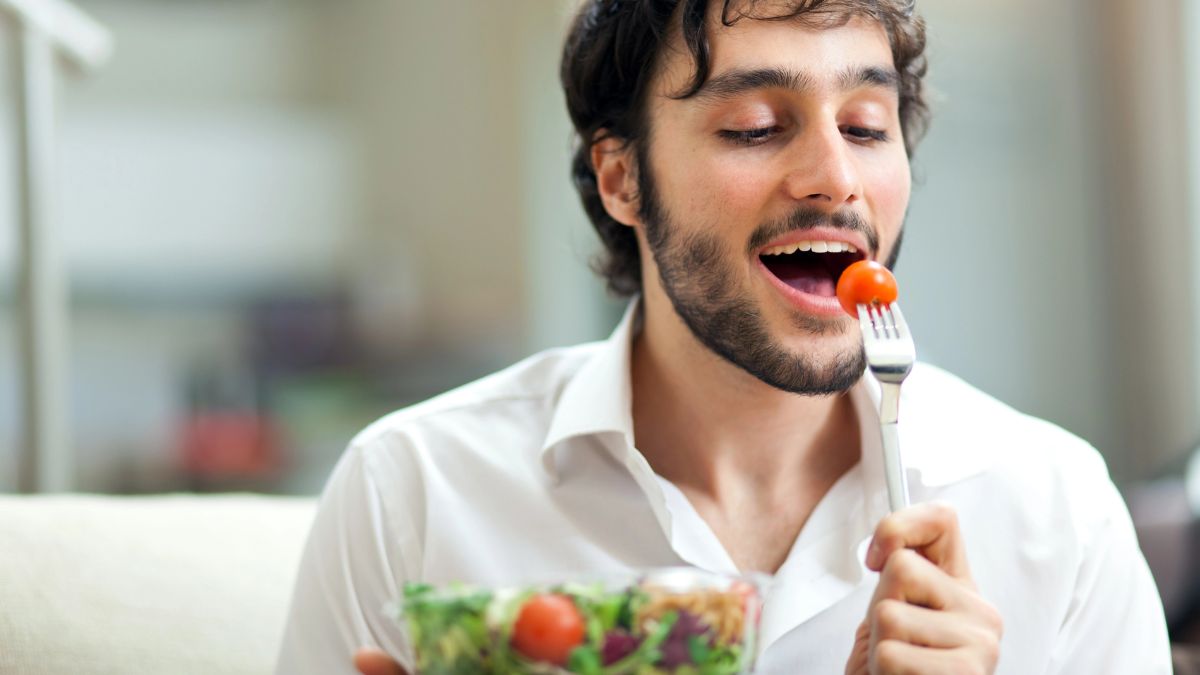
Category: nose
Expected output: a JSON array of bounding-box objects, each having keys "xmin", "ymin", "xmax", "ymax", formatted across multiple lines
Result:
[{"xmin": 783, "ymin": 124, "xmax": 862, "ymax": 208}]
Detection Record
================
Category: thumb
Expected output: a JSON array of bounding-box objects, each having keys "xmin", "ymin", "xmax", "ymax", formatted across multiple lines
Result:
[{"xmin": 353, "ymin": 647, "xmax": 407, "ymax": 675}]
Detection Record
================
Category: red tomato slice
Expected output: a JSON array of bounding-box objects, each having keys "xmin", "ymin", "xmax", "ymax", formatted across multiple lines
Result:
[
  {"xmin": 511, "ymin": 593, "xmax": 585, "ymax": 666},
  {"xmin": 836, "ymin": 260, "xmax": 899, "ymax": 317}
]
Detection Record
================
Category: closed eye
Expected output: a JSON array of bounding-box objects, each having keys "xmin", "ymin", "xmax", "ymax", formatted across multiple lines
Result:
[
  {"xmin": 717, "ymin": 127, "xmax": 779, "ymax": 146},
  {"xmin": 842, "ymin": 126, "xmax": 889, "ymax": 143}
]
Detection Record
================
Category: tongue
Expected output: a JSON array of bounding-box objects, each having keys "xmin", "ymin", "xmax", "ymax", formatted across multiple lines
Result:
[
  {"xmin": 785, "ymin": 275, "xmax": 836, "ymax": 296},
  {"xmin": 762, "ymin": 255, "xmax": 837, "ymax": 296}
]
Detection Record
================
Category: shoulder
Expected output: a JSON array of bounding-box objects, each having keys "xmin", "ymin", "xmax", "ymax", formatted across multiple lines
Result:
[
  {"xmin": 904, "ymin": 362, "xmax": 1105, "ymax": 475},
  {"xmin": 312, "ymin": 341, "xmax": 604, "ymax": 569},
  {"xmin": 904, "ymin": 362, "xmax": 1120, "ymax": 536},
  {"xmin": 904, "ymin": 371, "xmax": 1169, "ymax": 666},
  {"xmin": 344, "ymin": 340, "xmax": 602, "ymax": 474}
]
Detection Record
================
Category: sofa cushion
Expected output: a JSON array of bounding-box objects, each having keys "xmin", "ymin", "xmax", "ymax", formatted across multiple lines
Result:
[{"xmin": 0, "ymin": 494, "xmax": 316, "ymax": 675}]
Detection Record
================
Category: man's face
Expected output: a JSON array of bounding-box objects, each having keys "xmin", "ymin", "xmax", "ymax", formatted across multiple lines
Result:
[{"xmin": 634, "ymin": 10, "xmax": 911, "ymax": 395}]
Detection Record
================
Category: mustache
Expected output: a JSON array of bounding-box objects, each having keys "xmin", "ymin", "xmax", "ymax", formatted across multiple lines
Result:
[{"xmin": 745, "ymin": 207, "xmax": 880, "ymax": 257}]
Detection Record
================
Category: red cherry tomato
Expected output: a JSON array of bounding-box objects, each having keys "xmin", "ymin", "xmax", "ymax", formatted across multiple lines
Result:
[
  {"xmin": 836, "ymin": 260, "xmax": 899, "ymax": 317},
  {"xmin": 729, "ymin": 580, "xmax": 762, "ymax": 623},
  {"xmin": 511, "ymin": 593, "xmax": 585, "ymax": 666}
]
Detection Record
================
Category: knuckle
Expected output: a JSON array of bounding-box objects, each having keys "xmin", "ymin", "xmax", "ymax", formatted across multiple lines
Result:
[
  {"xmin": 959, "ymin": 658, "xmax": 990, "ymax": 675},
  {"xmin": 928, "ymin": 501, "xmax": 959, "ymax": 530},
  {"xmin": 872, "ymin": 639, "xmax": 903, "ymax": 670},
  {"xmin": 972, "ymin": 622, "xmax": 1002, "ymax": 665},
  {"xmin": 874, "ymin": 515, "xmax": 902, "ymax": 545},
  {"xmin": 952, "ymin": 638, "xmax": 998, "ymax": 675},
  {"xmin": 982, "ymin": 633, "xmax": 1002, "ymax": 666},
  {"xmin": 871, "ymin": 599, "xmax": 905, "ymax": 636},
  {"xmin": 883, "ymin": 549, "xmax": 921, "ymax": 585},
  {"xmin": 987, "ymin": 605, "xmax": 1006, "ymax": 636}
]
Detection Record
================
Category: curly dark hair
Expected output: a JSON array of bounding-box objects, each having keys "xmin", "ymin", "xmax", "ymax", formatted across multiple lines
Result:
[{"xmin": 560, "ymin": 0, "xmax": 929, "ymax": 297}]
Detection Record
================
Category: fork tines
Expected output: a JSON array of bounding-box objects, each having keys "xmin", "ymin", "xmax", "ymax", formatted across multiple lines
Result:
[
  {"xmin": 856, "ymin": 300, "xmax": 916, "ymax": 513},
  {"xmin": 861, "ymin": 303, "xmax": 899, "ymax": 339}
]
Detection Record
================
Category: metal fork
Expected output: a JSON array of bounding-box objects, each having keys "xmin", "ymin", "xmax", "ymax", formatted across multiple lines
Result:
[{"xmin": 857, "ymin": 302, "xmax": 916, "ymax": 513}]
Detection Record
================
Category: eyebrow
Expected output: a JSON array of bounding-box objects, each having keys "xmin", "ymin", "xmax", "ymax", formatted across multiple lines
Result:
[{"xmin": 689, "ymin": 65, "xmax": 900, "ymax": 104}]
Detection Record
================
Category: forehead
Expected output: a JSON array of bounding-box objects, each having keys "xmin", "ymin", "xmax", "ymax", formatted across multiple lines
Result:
[{"xmin": 655, "ymin": 8, "xmax": 895, "ymax": 96}]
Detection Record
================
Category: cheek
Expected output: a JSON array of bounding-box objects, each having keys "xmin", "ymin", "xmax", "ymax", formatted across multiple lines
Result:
[
  {"xmin": 863, "ymin": 156, "xmax": 911, "ymax": 232},
  {"xmin": 660, "ymin": 151, "xmax": 778, "ymax": 225}
]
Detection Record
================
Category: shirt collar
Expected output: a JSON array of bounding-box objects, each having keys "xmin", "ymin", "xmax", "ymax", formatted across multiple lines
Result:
[
  {"xmin": 541, "ymin": 299, "xmax": 991, "ymax": 494},
  {"xmin": 540, "ymin": 300, "xmax": 640, "ymax": 475}
]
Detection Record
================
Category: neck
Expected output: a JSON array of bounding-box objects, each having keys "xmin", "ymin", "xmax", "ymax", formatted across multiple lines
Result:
[{"xmin": 630, "ymin": 298, "xmax": 862, "ymax": 503}]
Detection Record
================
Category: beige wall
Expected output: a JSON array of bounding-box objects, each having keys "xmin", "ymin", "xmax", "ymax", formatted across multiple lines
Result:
[
  {"xmin": 2, "ymin": 0, "xmax": 1197, "ymax": 490},
  {"xmin": 903, "ymin": 0, "xmax": 1117, "ymax": 470},
  {"xmin": 328, "ymin": 1, "xmax": 616, "ymax": 357},
  {"xmin": 902, "ymin": 0, "xmax": 1198, "ymax": 482},
  {"xmin": 1093, "ymin": 0, "xmax": 1199, "ymax": 477},
  {"xmin": 327, "ymin": 3, "xmax": 530, "ymax": 355}
]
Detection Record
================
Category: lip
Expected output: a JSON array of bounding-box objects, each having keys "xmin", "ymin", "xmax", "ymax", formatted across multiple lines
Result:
[{"xmin": 753, "ymin": 226, "xmax": 871, "ymax": 318}]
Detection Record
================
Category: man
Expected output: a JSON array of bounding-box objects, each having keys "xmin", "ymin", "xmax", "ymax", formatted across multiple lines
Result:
[{"xmin": 277, "ymin": 1, "xmax": 1171, "ymax": 673}]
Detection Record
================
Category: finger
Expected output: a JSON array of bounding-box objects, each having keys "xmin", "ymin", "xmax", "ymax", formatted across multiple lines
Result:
[
  {"xmin": 844, "ymin": 619, "xmax": 870, "ymax": 675},
  {"xmin": 868, "ymin": 598, "xmax": 995, "ymax": 651},
  {"xmin": 353, "ymin": 648, "xmax": 407, "ymax": 675},
  {"xmin": 870, "ymin": 548, "xmax": 962, "ymax": 610},
  {"xmin": 865, "ymin": 502, "xmax": 971, "ymax": 580},
  {"xmin": 871, "ymin": 640, "xmax": 981, "ymax": 675}
]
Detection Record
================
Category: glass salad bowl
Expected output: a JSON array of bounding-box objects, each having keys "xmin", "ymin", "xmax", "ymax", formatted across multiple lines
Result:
[{"xmin": 396, "ymin": 567, "xmax": 768, "ymax": 674}]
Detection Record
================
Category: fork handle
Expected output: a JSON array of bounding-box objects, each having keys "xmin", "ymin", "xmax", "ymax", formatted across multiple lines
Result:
[{"xmin": 880, "ymin": 421, "xmax": 910, "ymax": 512}]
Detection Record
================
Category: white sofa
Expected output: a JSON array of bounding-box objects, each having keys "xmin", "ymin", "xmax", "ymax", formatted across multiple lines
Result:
[
  {"xmin": 4, "ymin": 490, "xmax": 1197, "ymax": 674},
  {"xmin": 0, "ymin": 494, "xmax": 316, "ymax": 675}
]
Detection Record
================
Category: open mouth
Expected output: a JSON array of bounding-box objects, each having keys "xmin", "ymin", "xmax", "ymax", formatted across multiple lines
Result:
[{"xmin": 758, "ymin": 239, "xmax": 867, "ymax": 298}]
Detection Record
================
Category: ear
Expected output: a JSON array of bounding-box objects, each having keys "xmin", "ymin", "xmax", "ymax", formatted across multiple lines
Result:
[{"xmin": 590, "ymin": 133, "xmax": 641, "ymax": 227}]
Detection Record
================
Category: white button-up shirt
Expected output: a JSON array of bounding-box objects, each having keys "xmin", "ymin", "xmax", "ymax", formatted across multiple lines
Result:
[{"xmin": 276, "ymin": 303, "xmax": 1171, "ymax": 674}]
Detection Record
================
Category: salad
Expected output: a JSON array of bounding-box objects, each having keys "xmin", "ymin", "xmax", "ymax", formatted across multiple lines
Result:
[{"xmin": 398, "ymin": 568, "xmax": 764, "ymax": 674}]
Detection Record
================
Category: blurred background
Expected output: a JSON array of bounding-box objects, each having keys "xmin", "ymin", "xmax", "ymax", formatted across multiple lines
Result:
[{"xmin": 0, "ymin": 0, "xmax": 1197, "ymax": 639}]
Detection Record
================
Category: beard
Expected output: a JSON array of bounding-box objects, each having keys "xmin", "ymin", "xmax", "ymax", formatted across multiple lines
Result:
[{"xmin": 634, "ymin": 148, "xmax": 900, "ymax": 396}]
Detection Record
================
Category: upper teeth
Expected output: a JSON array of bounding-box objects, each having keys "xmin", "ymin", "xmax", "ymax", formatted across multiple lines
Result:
[{"xmin": 761, "ymin": 241, "xmax": 858, "ymax": 255}]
